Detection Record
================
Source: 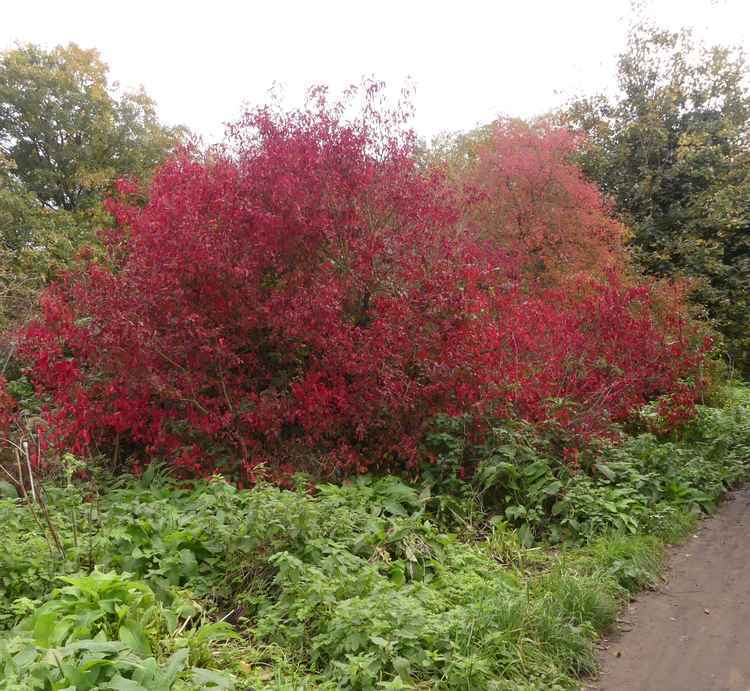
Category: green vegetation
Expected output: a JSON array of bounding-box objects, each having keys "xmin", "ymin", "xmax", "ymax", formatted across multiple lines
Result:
[
  {"xmin": 0, "ymin": 42, "xmax": 183, "ymax": 330},
  {"xmin": 566, "ymin": 21, "xmax": 750, "ymax": 375},
  {"xmin": 2, "ymin": 13, "xmax": 750, "ymax": 691},
  {"xmin": 2, "ymin": 388, "xmax": 748, "ymax": 689}
]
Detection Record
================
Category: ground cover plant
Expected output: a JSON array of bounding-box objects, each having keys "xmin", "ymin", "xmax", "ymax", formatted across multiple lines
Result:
[{"xmin": 1, "ymin": 387, "xmax": 749, "ymax": 689}]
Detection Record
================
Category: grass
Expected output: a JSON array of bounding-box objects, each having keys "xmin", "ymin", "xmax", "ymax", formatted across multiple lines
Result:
[{"xmin": 0, "ymin": 386, "xmax": 749, "ymax": 689}]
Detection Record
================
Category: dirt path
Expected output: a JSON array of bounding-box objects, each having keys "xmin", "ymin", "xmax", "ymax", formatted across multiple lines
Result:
[{"xmin": 590, "ymin": 486, "xmax": 750, "ymax": 691}]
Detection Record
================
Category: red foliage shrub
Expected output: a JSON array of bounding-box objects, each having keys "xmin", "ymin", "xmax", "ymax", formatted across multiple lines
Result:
[
  {"xmin": 445, "ymin": 119, "xmax": 630, "ymax": 287},
  {"xmin": 17, "ymin": 89, "xmax": 711, "ymax": 479}
]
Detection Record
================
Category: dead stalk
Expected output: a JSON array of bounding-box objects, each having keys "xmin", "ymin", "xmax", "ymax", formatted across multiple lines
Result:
[{"xmin": 23, "ymin": 440, "xmax": 36, "ymax": 503}]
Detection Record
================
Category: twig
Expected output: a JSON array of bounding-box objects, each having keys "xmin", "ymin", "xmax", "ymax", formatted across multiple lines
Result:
[
  {"xmin": 23, "ymin": 440, "xmax": 36, "ymax": 503},
  {"xmin": 25, "ymin": 496, "xmax": 55, "ymax": 559},
  {"xmin": 0, "ymin": 462, "xmax": 20, "ymax": 487},
  {"xmin": 14, "ymin": 447, "xmax": 27, "ymax": 499},
  {"xmin": 174, "ymin": 616, "xmax": 192, "ymax": 637},
  {"xmin": 113, "ymin": 431, "xmax": 120, "ymax": 470}
]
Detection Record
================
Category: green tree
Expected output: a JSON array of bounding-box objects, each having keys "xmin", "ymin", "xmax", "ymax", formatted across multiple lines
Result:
[
  {"xmin": 0, "ymin": 43, "xmax": 182, "ymax": 332},
  {"xmin": 565, "ymin": 22, "xmax": 750, "ymax": 376},
  {"xmin": 0, "ymin": 42, "xmax": 180, "ymax": 211}
]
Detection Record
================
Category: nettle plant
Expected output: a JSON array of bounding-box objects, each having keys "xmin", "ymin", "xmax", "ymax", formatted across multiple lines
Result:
[{"xmin": 16, "ymin": 85, "xmax": 710, "ymax": 480}]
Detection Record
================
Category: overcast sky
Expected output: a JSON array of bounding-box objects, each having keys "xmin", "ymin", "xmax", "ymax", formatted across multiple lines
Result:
[{"xmin": 2, "ymin": 0, "xmax": 749, "ymax": 143}]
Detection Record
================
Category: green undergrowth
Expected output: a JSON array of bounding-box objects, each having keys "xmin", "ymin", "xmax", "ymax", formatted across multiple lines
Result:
[{"xmin": 1, "ymin": 387, "xmax": 749, "ymax": 689}]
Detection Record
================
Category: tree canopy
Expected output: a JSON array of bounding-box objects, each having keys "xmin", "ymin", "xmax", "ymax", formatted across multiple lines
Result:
[
  {"xmin": 0, "ymin": 43, "xmax": 183, "ymax": 329},
  {"xmin": 565, "ymin": 22, "xmax": 750, "ymax": 375},
  {"xmin": 0, "ymin": 43, "xmax": 181, "ymax": 212}
]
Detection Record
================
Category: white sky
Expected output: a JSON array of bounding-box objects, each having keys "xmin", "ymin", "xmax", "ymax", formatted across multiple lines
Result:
[{"xmin": 2, "ymin": 0, "xmax": 749, "ymax": 143}]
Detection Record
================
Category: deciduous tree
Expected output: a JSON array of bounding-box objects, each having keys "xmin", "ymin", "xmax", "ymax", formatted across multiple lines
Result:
[
  {"xmin": 0, "ymin": 43, "xmax": 182, "ymax": 331},
  {"xmin": 565, "ymin": 22, "xmax": 750, "ymax": 375}
]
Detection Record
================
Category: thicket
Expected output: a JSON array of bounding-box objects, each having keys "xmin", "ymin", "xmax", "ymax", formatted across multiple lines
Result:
[
  {"xmin": 11, "ymin": 87, "xmax": 711, "ymax": 481},
  {"xmin": 1, "ymin": 388, "xmax": 749, "ymax": 689}
]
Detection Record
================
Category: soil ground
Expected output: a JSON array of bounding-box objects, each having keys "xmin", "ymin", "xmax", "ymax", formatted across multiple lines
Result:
[{"xmin": 589, "ymin": 486, "xmax": 750, "ymax": 691}]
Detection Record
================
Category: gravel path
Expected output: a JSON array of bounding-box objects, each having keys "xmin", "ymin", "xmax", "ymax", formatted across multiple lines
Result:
[{"xmin": 590, "ymin": 486, "xmax": 750, "ymax": 691}]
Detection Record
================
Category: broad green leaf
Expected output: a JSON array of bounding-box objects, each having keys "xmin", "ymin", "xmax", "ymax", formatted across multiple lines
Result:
[
  {"xmin": 191, "ymin": 667, "xmax": 235, "ymax": 689},
  {"xmin": 106, "ymin": 675, "xmax": 149, "ymax": 691},
  {"xmin": 118, "ymin": 622, "xmax": 151, "ymax": 657}
]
